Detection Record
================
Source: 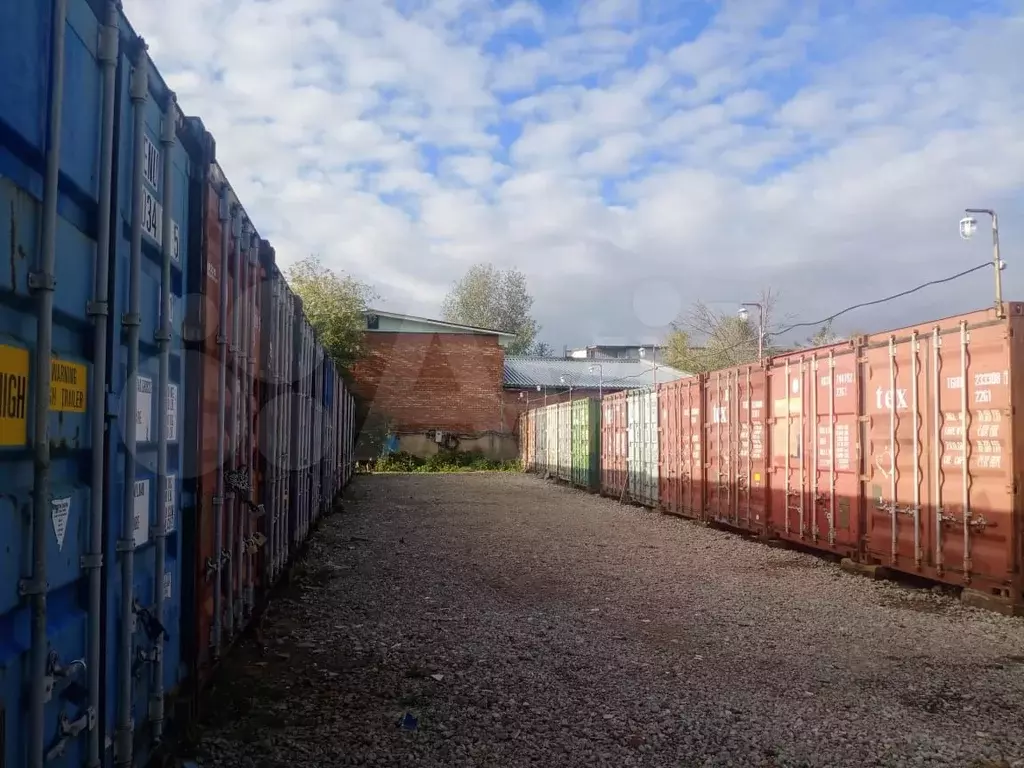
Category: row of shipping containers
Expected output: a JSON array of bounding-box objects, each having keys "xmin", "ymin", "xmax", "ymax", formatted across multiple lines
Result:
[
  {"xmin": 521, "ymin": 397, "xmax": 602, "ymax": 491},
  {"xmin": 0, "ymin": 2, "xmax": 357, "ymax": 767},
  {"xmin": 520, "ymin": 303, "xmax": 1024, "ymax": 613}
]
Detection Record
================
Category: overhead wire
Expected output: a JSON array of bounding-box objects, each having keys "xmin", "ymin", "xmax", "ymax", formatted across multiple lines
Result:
[
  {"xmin": 767, "ymin": 262, "xmax": 992, "ymax": 339},
  {"xmin": 677, "ymin": 261, "xmax": 995, "ymax": 365},
  {"xmin": 520, "ymin": 263, "xmax": 997, "ymax": 396}
]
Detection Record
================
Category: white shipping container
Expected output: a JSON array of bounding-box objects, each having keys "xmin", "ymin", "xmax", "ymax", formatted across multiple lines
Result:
[
  {"xmin": 628, "ymin": 388, "xmax": 660, "ymax": 506},
  {"xmin": 557, "ymin": 401, "xmax": 572, "ymax": 482},
  {"xmin": 545, "ymin": 403, "xmax": 559, "ymax": 477}
]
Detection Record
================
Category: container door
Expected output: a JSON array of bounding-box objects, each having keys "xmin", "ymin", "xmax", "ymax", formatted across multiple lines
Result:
[
  {"xmin": 627, "ymin": 391, "xmax": 639, "ymax": 499},
  {"xmin": 659, "ymin": 380, "xmax": 704, "ymax": 517},
  {"xmin": 642, "ymin": 390, "xmax": 660, "ymax": 506},
  {"xmin": 0, "ymin": 6, "xmax": 104, "ymax": 766},
  {"xmin": 536, "ymin": 409, "xmax": 546, "ymax": 472},
  {"xmin": 808, "ymin": 348, "xmax": 860, "ymax": 553},
  {"xmin": 861, "ymin": 333, "xmax": 930, "ymax": 569},
  {"xmin": 862, "ymin": 320, "xmax": 1016, "ymax": 592},
  {"xmin": 600, "ymin": 394, "xmax": 626, "ymax": 496},
  {"xmin": 104, "ymin": 45, "xmax": 193, "ymax": 767},
  {"xmin": 570, "ymin": 399, "xmax": 582, "ymax": 487},
  {"xmin": 557, "ymin": 401, "xmax": 571, "ymax": 481},
  {"xmin": 769, "ymin": 358, "xmax": 809, "ymax": 539},
  {"xmin": 705, "ymin": 371, "xmax": 735, "ymax": 524},
  {"xmin": 930, "ymin": 320, "xmax": 1015, "ymax": 592}
]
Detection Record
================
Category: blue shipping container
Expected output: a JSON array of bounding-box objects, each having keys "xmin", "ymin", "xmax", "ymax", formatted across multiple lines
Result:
[{"xmin": 0, "ymin": 1, "xmax": 198, "ymax": 766}]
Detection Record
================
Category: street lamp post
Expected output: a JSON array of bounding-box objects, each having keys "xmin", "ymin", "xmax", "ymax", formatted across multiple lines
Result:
[
  {"xmin": 738, "ymin": 303, "xmax": 765, "ymax": 362},
  {"xmin": 588, "ymin": 364, "xmax": 604, "ymax": 399},
  {"xmin": 960, "ymin": 208, "xmax": 1006, "ymax": 318}
]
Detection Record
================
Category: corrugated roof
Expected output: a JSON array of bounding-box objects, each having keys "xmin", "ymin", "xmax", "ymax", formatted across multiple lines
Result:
[{"xmin": 503, "ymin": 357, "xmax": 689, "ymax": 389}]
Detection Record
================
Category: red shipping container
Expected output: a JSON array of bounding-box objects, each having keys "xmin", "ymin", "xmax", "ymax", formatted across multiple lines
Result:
[
  {"xmin": 658, "ymin": 377, "xmax": 704, "ymax": 518},
  {"xmin": 767, "ymin": 342, "xmax": 861, "ymax": 555},
  {"xmin": 600, "ymin": 391, "xmax": 628, "ymax": 498},
  {"xmin": 184, "ymin": 158, "xmax": 264, "ymax": 690},
  {"xmin": 703, "ymin": 365, "xmax": 769, "ymax": 533},
  {"xmin": 858, "ymin": 306, "xmax": 1021, "ymax": 601}
]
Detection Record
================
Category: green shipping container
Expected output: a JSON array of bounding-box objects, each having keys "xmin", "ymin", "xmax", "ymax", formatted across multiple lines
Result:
[{"xmin": 571, "ymin": 397, "xmax": 602, "ymax": 491}]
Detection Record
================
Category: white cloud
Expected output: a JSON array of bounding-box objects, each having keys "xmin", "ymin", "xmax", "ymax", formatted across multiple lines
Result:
[{"xmin": 123, "ymin": 0, "xmax": 1024, "ymax": 348}]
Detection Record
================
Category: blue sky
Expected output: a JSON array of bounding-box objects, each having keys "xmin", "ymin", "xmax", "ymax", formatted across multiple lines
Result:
[{"xmin": 125, "ymin": 0, "xmax": 1024, "ymax": 348}]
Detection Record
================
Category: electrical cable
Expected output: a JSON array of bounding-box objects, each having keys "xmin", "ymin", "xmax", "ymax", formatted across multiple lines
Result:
[
  {"xmin": 767, "ymin": 261, "xmax": 992, "ymax": 339},
  {"xmin": 671, "ymin": 261, "xmax": 994, "ymax": 366}
]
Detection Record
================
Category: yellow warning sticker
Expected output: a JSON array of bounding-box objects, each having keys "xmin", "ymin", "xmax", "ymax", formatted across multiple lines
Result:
[
  {"xmin": 49, "ymin": 358, "xmax": 87, "ymax": 413},
  {"xmin": 0, "ymin": 344, "xmax": 30, "ymax": 446}
]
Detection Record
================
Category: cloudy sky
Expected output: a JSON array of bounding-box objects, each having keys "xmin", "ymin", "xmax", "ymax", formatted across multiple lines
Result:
[{"xmin": 124, "ymin": 0, "xmax": 1024, "ymax": 349}]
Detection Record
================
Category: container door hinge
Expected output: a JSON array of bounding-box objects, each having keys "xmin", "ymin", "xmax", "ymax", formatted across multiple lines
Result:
[
  {"xmin": 28, "ymin": 271, "xmax": 55, "ymax": 292},
  {"xmin": 86, "ymin": 300, "xmax": 108, "ymax": 319},
  {"xmin": 44, "ymin": 708, "xmax": 96, "ymax": 762},
  {"xmin": 80, "ymin": 552, "xmax": 103, "ymax": 570},
  {"xmin": 18, "ymin": 578, "xmax": 47, "ymax": 597},
  {"xmin": 105, "ymin": 392, "xmax": 119, "ymax": 420}
]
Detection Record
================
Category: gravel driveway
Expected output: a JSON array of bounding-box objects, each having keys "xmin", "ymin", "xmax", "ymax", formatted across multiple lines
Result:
[{"xmin": 191, "ymin": 473, "xmax": 1024, "ymax": 768}]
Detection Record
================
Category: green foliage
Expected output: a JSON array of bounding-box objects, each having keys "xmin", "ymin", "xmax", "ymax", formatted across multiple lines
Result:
[
  {"xmin": 287, "ymin": 254, "xmax": 378, "ymax": 369},
  {"xmin": 373, "ymin": 449, "xmax": 521, "ymax": 474},
  {"xmin": 441, "ymin": 264, "xmax": 539, "ymax": 355}
]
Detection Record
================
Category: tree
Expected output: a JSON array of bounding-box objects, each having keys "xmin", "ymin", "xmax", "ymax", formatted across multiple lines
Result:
[
  {"xmin": 287, "ymin": 254, "xmax": 378, "ymax": 370},
  {"xmin": 530, "ymin": 341, "xmax": 555, "ymax": 357},
  {"xmin": 662, "ymin": 288, "xmax": 789, "ymax": 374},
  {"xmin": 441, "ymin": 264, "xmax": 539, "ymax": 355},
  {"xmin": 796, "ymin": 320, "xmax": 841, "ymax": 349}
]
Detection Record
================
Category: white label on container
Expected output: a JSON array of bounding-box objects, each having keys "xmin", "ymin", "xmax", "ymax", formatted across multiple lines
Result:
[
  {"xmin": 163, "ymin": 571, "xmax": 172, "ymax": 599},
  {"xmin": 166, "ymin": 383, "xmax": 178, "ymax": 442},
  {"xmin": 136, "ymin": 376, "xmax": 153, "ymax": 443},
  {"xmin": 133, "ymin": 479, "xmax": 150, "ymax": 548},
  {"xmin": 51, "ymin": 497, "xmax": 71, "ymax": 551},
  {"xmin": 143, "ymin": 134, "xmax": 160, "ymax": 190},
  {"xmin": 140, "ymin": 187, "xmax": 181, "ymax": 263},
  {"xmin": 164, "ymin": 474, "xmax": 176, "ymax": 534}
]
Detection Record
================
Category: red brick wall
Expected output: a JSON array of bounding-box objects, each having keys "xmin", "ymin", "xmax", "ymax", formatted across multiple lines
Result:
[{"xmin": 350, "ymin": 332, "xmax": 505, "ymax": 434}]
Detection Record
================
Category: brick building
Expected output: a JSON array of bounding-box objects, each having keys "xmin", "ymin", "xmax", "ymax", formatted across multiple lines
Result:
[{"xmin": 349, "ymin": 310, "xmax": 515, "ymax": 458}]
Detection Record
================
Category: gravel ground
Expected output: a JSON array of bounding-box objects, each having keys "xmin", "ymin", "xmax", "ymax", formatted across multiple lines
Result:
[{"xmin": 191, "ymin": 473, "xmax": 1024, "ymax": 768}]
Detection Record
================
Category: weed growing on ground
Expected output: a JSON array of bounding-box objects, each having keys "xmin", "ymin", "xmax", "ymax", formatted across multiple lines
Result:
[{"xmin": 373, "ymin": 449, "xmax": 520, "ymax": 474}]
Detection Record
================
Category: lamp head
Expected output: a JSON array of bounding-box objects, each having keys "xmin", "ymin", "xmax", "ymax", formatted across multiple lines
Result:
[{"xmin": 960, "ymin": 215, "xmax": 978, "ymax": 240}]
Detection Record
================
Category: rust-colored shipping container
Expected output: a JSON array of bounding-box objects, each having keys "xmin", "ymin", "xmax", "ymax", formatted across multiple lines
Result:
[
  {"xmin": 600, "ymin": 391, "xmax": 629, "ymax": 497},
  {"xmin": 658, "ymin": 377, "xmax": 704, "ymax": 518},
  {"xmin": 703, "ymin": 365, "xmax": 769, "ymax": 532},
  {"xmin": 767, "ymin": 342, "xmax": 861, "ymax": 555},
  {"xmin": 183, "ymin": 157, "xmax": 264, "ymax": 689},
  {"xmin": 517, "ymin": 304, "xmax": 1024, "ymax": 612},
  {"xmin": 856, "ymin": 305, "xmax": 1022, "ymax": 601}
]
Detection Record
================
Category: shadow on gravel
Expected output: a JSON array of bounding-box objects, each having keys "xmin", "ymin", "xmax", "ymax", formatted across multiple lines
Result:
[{"xmin": 185, "ymin": 561, "xmax": 351, "ymax": 745}]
